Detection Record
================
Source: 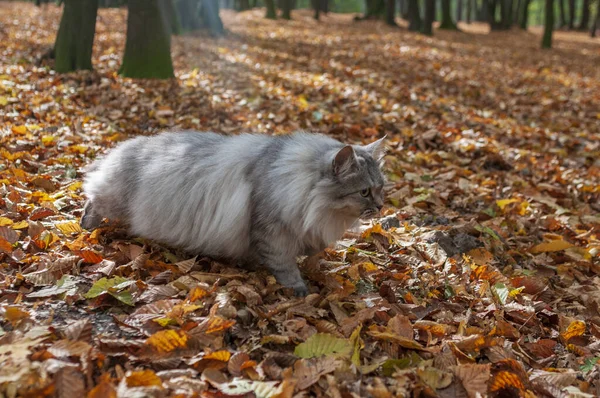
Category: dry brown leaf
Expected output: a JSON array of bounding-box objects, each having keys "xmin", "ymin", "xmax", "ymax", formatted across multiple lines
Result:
[
  {"xmin": 453, "ymin": 364, "xmax": 490, "ymax": 398},
  {"xmin": 55, "ymin": 367, "xmax": 85, "ymax": 398},
  {"xmin": 294, "ymin": 357, "xmax": 337, "ymax": 390},
  {"xmin": 48, "ymin": 339, "xmax": 92, "ymax": 358},
  {"xmin": 125, "ymin": 369, "xmax": 163, "ymax": 387}
]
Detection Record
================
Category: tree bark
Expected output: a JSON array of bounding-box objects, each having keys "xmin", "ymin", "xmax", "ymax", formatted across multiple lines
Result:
[
  {"xmin": 265, "ymin": 0, "xmax": 277, "ymax": 18},
  {"xmin": 312, "ymin": 0, "xmax": 320, "ymax": 19},
  {"xmin": 520, "ymin": 0, "xmax": 530, "ymax": 28},
  {"xmin": 456, "ymin": 0, "xmax": 463, "ymax": 21},
  {"xmin": 466, "ymin": 0, "xmax": 472, "ymax": 22},
  {"xmin": 558, "ymin": 0, "xmax": 566, "ymax": 26},
  {"xmin": 54, "ymin": 0, "xmax": 98, "ymax": 73},
  {"xmin": 385, "ymin": 0, "xmax": 397, "ymax": 25},
  {"xmin": 236, "ymin": 0, "xmax": 250, "ymax": 11},
  {"xmin": 360, "ymin": 0, "xmax": 386, "ymax": 19},
  {"xmin": 408, "ymin": 0, "xmax": 422, "ymax": 30},
  {"xmin": 592, "ymin": 0, "xmax": 599, "ymax": 37},
  {"xmin": 542, "ymin": 0, "xmax": 554, "ymax": 48},
  {"xmin": 422, "ymin": 0, "xmax": 435, "ymax": 34},
  {"xmin": 199, "ymin": 0, "xmax": 224, "ymax": 35},
  {"xmin": 578, "ymin": 0, "xmax": 590, "ymax": 30},
  {"xmin": 119, "ymin": 0, "xmax": 174, "ymax": 79},
  {"xmin": 440, "ymin": 0, "xmax": 458, "ymax": 28},
  {"xmin": 281, "ymin": 0, "xmax": 292, "ymax": 19},
  {"xmin": 567, "ymin": 0, "xmax": 575, "ymax": 29}
]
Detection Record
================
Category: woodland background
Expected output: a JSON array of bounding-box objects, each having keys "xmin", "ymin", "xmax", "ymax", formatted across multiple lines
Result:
[{"xmin": 0, "ymin": 0, "xmax": 599, "ymax": 397}]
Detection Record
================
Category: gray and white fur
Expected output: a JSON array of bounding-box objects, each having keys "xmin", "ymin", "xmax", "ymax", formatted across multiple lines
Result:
[{"xmin": 81, "ymin": 131, "xmax": 386, "ymax": 296}]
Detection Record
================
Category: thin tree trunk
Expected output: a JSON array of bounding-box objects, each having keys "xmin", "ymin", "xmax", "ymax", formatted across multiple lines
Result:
[
  {"xmin": 422, "ymin": 0, "xmax": 435, "ymax": 34},
  {"xmin": 408, "ymin": 0, "xmax": 422, "ymax": 29},
  {"xmin": 558, "ymin": 0, "xmax": 566, "ymax": 26},
  {"xmin": 199, "ymin": 0, "xmax": 224, "ymax": 35},
  {"xmin": 456, "ymin": 0, "xmax": 463, "ymax": 20},
  {"xmin": 542, "ymin": 0, "xmax": 554, "ymax": 48},
  {"xmin": 265, "ymin": 0, "xmax": 277, "ymax": 18},
  {"xmin": 567, "ymin": 0, "xmax": 575, "ymax": 29},
  {"xmin": 312, "ymin": 0, "xmax": 320, "ymax": 19},
  {"xmin": 592, "ymin": 0, "xmax": 599, "ymax": 36},
  {"xmin": 502, "ymin": 0, "xmax": 511, "ymax": 28},
  {"xmin": 440, "ymin": 0, "xmax": 457, "ymax": 28},
  {"xmin": 386, "ymin": 0, "xmax": 397, "ymax": 24},
  {"xmin": 54, "ymin": 0, "xmax": 98, "ymax": 73},
  {"xmin": 466, "ymin": 0, "xmax": 473, "ymax": 21},
  {"xmin": 119, "ymin": 0, "xmax": 174, "ymax": 79},
  {"xmin": 578, "ymin": 0, "xmax": 590, "ymax": 29},
  {"xmin": 281, "ymin": 0, "xmax": 292, "ymax": 19},
  {"xmin": 514, "ymin": 0, "xmax": 521, "ymax": 25},
  {"xmin": 520, "ymin": 0, "xmax": 530, "ymax": 28}
]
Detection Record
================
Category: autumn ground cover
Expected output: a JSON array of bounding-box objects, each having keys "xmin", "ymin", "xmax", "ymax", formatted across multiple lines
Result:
[{"xmin": 1, "ymin": 2, "xmax": 600, "ymax": 397}]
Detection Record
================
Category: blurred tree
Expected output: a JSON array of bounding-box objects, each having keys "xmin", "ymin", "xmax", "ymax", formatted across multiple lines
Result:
[
  {"xmin": 175, "ymin": 0, "xmax": 224, "ymax": 36},
  {"xmin": 311, "ymin": 0, "xmax": 329, "ymax": 19},
  {"xmin": 385, "ymin": 0, "xmax": 397, "ymax": 25},
  {"xmin": 119, "ymin": 0, "xmax": 174, "ymax": 78},
  {"xmin": 488, "ymin": 0, "xmax": 510, "ymax": 30},
  {"xmin": 466, "ymin": 0, "xmax": 472, "ymax": 22},
  {"xmin": 557, "ymin": 0, "xmax": 566, "ymax": 26},
  {"xmin": 281, "ymin": 0, "xmax": 293, "ymax": 19},
  {"xmin": 422, "ymin": 0, "xmax": 435, "ymax": 34},
  {"xmin": 520, "ymin": 0, "xmax": 530, "ymax": 28},
  {"xmin": 567, "ymin": 0, "xmax": 575, "ymax": 28},
  {"xmin": 440, "ymin": 0, "xmax": 458, "ymax": 28},
  {"xmin": 54, "ymin": 0, "xmax": 98, "ymax": 73},
  {"xmin": 592, "ymin": 0, "xmax": 600, "ymax": 36},
  {"xmin": 236, "ymin": 0, "xmax": 250, "ymax": 10},
  {"xmin": 407, "ymin": 0, "xmax": 422, "ymax": 30},
  {"xmin": 357, "ymin": 0, "xmax": 385, "ymax": 19},
  {"xmin": 578, "ymin": 0, "xmax": 590, "ymax": 29},
  {"xmin": 456, "ymin": 0, "xmax": 463, "ymax": 21},
  {"xmin": 542, "ymin": 0, "xmax": 554, "ymax": 47},
  {"xmin": 265, "ymin": 0, "xmax": 277, "ymax": 18}
]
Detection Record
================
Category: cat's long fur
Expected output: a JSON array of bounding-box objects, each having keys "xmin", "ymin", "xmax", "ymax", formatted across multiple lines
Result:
[{"xmin": 81, "ymin": 131, "xmax": 385, "ymax": 295}]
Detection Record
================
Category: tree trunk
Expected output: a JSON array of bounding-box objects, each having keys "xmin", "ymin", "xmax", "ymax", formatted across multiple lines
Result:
[
  {"xmin": 578, "ymin": 0, "xmax": 590, "ymax": 30},
  {"xmin": 361, "ymin": 0, "xmax": 386, "ymax": 19},
  {"xmin": 542, "ymin": 0, "xmax": 554, "ymax": 48},
  {"xmin": 199, "ymin": 0, "xmax": 224, "ymax": 35},
  {"xmin": 119, "ymin": 0, "xmax": 174, "ymax": 79},
  {"xmin": 456, "ymin": 0, "xmax": 463, "ymax": 21},
  {"xmin": 312, "ymin": 0, "xmax": 320, "ymax": 19},
  {"xmin": 281, "ymin": 0, "xmax": 292, "ymax": 19},
  {"xmin": 558, "ymin": 0, "xmax": 566, "ymax": 26},
  {"xmin": 439, "ymin": 0, "xmax": 458, "ymax": 28},
  {"xmin": 501, "ymin": 0, "xmax": 511, "ymax": 28},
  {"xmin": 54, "ymin": 0, "xmax": 98, "ymax": 73},
  {"xmin": 408, "ymin": 0, "xmax": 422, "ymax": 30},
  {"xmin": 176, "ymin": 0, "xmax": 200, "ymax": 31},
  {"xmin": 514, "ymin": 0, "xmax": 521, "ymax": 25},
  {"xmin": 422, "ymin": 0, "xmax": 435, "ymax": 34},
  {"xmin": 385, "ymin": 0, "xmax": 397, "ymax": 24},
  {"xmin": 236, "ymin": 0, "xmax": 250, "ymax": 10},
  {"xmin": 592, "ymin": 0, "xmax": 599, "ymax": 37},
  {"xmin": 567, "ymin": 0, "xmax": 575, "ymax": 29},
  {"xmin": 466, "ymin": 0, "xmax": 472, "ymax": 22},
  {"xmin": 265, "ymin": 0, "xmax": 277, "ymax": 18},
  {"xmin": 520, "ymin": 0, "xmax": 530, "ymax": 28}
]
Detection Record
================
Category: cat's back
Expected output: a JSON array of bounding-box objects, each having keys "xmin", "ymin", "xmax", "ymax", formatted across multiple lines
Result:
[{"xmin": 128, "ymin": 131, "xmax": 272, "ymax": 257}]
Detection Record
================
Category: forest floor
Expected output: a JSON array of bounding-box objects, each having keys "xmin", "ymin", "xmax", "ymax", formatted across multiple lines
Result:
[{"xmin": 1, "ymin": 2, "xmax": 600, "ymax": 397}]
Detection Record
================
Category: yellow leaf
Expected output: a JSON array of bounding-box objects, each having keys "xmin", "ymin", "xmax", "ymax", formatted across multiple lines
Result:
[
  {"xmin": 204, "ymin": 350, "xmax": 232, "ymax": 362},
  {"xmin": 561, "ymin": 320, "xmax": 585, "ymax": 342},
  {"xmin": 294, "ymin": 333, "xmax": 353, "ymax": 358},
  {"xmin": 0, "ymin": 96, "xmax": 7, "ymax": 106},
  {"xmin": 496, "ymin": 198, "xmax": 519, "ymax": 210},
  {"xmin": 467, "ymin": 248, "xmax": 494, "ymax": 266},
  {"xmin": 41, "ymin": 135, "xmax": 56, "ymax": 146},
  {"xmin": 12, "ymin": 125, "xmax": 27, "ymax": 134},
  {"xmin": 55, "ymin": 221, "xmax": 83, "ymax": 235},
  {"xmin": 297, "ymin": 95, "xmax": 309, "ymax": 109},
  {"xmin": 125, "ymin": 369, "xmax": 162, "ymax": 387},
  {"xmin": 11, "ymin": 220, "xmax": 29, "ymax": 229},
  {"xmin": 0, "ymin": 217, "xmax": 13, "ymax": 227},
  {"xmin": 68, "ymin": 145, "xmax": 88, "ymax": 154},
  {"xmin": 68, "ymin": 181, "xmax": 82, "ymax": 191},
  {"xmin": 530, "ymin": 240, "xmax": 573, "ymax": 254},
  {"xmin": 146, "ymin": 330, "xmax": 188, "ymax": 353}
]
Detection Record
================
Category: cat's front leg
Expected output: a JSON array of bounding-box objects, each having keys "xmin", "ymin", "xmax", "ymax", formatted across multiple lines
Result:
[{"xmin": 257, "ymin": 249, "xmax": 308, "ymax": 296}]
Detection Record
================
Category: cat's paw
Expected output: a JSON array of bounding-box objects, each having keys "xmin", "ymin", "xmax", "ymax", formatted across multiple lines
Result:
[{"xmin": 292, "ymin": 283, "xmax": 309, "ymax": 297}]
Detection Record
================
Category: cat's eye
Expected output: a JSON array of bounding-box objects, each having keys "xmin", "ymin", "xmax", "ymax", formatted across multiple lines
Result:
[{"xmin": 360, "ymin": 188, "xmax": 371, "ymax": 197}]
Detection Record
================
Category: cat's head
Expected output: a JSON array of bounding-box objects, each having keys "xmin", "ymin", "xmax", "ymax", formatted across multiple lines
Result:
[{"xmin": 326, "ymin": 136, "xmax": 386, "ymax": 219}]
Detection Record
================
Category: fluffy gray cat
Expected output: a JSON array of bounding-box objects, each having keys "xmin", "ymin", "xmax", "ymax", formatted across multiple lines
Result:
[{"xmin": 81, "ymin": 131, "xmax": 386, "ymax": 296}]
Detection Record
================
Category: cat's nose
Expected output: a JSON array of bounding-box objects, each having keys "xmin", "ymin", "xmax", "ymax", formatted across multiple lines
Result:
[{"xmin": 376, "ymin": 204, "xmax": 383, "ymax": 211}]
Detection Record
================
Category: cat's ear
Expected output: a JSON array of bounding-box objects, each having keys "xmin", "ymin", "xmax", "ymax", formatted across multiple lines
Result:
[
  {"xmin": 333, "ymin": 145, "xmax": 356, "ymax": 176},
  {"xmin": 364, "ymin": 135, "xmax": 386, "ymax": 161}
]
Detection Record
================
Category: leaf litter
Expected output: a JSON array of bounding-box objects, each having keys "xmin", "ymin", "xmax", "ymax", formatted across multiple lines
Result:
[{"xmin": 0, "ymin": 3, "xmax": 599, "ymax": 397}]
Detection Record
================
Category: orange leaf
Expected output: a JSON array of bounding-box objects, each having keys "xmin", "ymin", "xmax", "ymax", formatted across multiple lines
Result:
[
  {"xmin": 55, "ymin": 221, "xmax": 82, "ymax": 235},
  {"xmin": 489, "ymin": 371, "xmax": 526, "ymax": 392},
  {"xmin": 75, "ymin": 249, "xmax": 103, "ymax": 264},
  {"xmin": 205, "ymin": 316, "xmax": 236, "ymax": 334},
  {"xmin": 0, "ymin": 236, "xmax": 12, "ymax": 253},
  {"xmin": 530, "ymin": 240, "xmax": 573, "ymax": 254},
  {"xmin": 87, "ymin": 380, "xmax": 116, "ymax": 398},
  {"xmin": 561, "ymin": 320, "xmax": 585, "ymax": 342},
  {"xmin": 188, "ymin": 286, "xmax": 210, "ymax": 302},
  {"xmin": 125, "ymin": 370, "xmax": 162, "ymax": 388},
  {"xmin": 203, "ymin": 350, "xmax": 231, "ymax": 362},
  {"xmin": 146, "ymin": 330, "xmax": 189, "ymax": 353}
]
